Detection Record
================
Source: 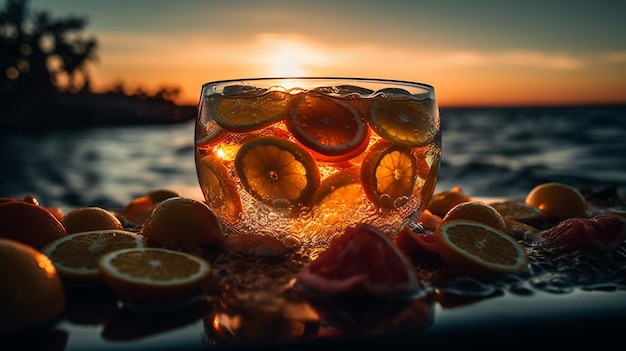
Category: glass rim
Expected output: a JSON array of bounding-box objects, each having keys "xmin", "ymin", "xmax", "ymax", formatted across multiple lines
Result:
[{"xmin": 201, "ymin": 77, "xmax": 435, "ymax": 95}]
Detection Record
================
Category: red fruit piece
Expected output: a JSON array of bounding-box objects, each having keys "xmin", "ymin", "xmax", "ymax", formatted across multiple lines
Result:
[
  {"xmin": 537, "ymin": 215, "xmax": 626, "ymax": 252},
  {"xmin": 296, "ymin": 223, "xmax": 422, "ymax": 297}
]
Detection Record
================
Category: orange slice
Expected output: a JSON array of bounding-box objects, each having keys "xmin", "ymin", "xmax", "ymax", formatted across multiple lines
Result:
[
  {"xmin": 210, "ymin": 91, "xmax": 291, "ymax": 132},
  {"xmin": 368, "ymin": 96, "xmax": 438, "ymax": 146},
  {"xmin": 197, "ymin": 155, "xmax": 243, "ymax": 222},
  {"xmin": 235, "ymin": 136, "xmax": 320, "ymax": 208},
  {"xmin": 488, "ymin": 200, "xmax": 544, "ymax": 224},
  {"xmin": 360, "ymin": 140, "xmax": 417, "ymax": 209},
  {"xmin": 435, "ymin": 219, "xmax": 529, "ymax": 274},
  {"xmin": 442, "ymin": 201, "xmax": 508, "ymax": 233},
  {"xmin": 41, "ymin": 230, "xmax": 145, "ymax": 284},
  {"xmin": 308, "ymin": 167, "xmax": 364, "ymax": 212},
  {"xmin": 98, "ymin": 247, "xmax": 211, "ymax": 303},
  {"xmin": 287, "ymin": 94, "xmax": 370, "ymax": 162}
]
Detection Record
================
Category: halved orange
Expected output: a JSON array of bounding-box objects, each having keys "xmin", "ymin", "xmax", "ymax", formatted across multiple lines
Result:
[
  {"xmin": 98, "ymin": 247, "xmax": 211, "ymax": 303},
  {"xmin": 435, "ymin": 219, "xmax": 529, "ymax": 275},
  {"xmin": 197, "ymin": 155, "xmax": 243, "ymax": 222},
  {"xmin": 427, "ymin": 186, "xmax": 472, "ymax": 217},
  {"xmin": 488, "ymin": 200, "xmax": 544, "ymax": 224},
  {"xmin": 287, "ymin": 94, "xmax": 370, "ymax": 162},
  {"xmin": 442, "ymin": 201, "xmax": 508, "ymax": 233},
  {"xmin": 235, "ymin": 136, "xmax": 320, "ymax": 208},
  {"xmin": 368, "ymin": 96, "xmax": 438, "ymax": 146},
  {"xmin": 41, "ymin": 230, "xmax": 145, "ymax": 283},
  {"xmin": 210, "ymin": 91, "xmax": 291, "ymax": 132},
  {"xmin": 360, "ymin": 140, "xmax": 417, "ymax": 209}
]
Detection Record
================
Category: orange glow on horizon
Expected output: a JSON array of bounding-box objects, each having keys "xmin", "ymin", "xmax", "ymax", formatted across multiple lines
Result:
[{"xmin": 86, "ymin": 33, "xmax": 626, "ymax": 108}]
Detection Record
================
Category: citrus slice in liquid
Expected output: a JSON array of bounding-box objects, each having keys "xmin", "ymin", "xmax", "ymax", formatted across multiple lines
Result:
[
  {"xmin": 235, "ymin": 136, "xmax": 320, "ymax": 208},
  {"xmin": 435, "ymin": 219, "xmax": 529, "ymax": 274},
  {"xmin": 309, "ymin": 167, "xmax": 364, "ymax": 212},
  {"xmin": 287, "ymin": 94, "xmax": 370, "ymax": 162},
  {"xmin": 368, "ymin": 97, "xmax": 438, "ymax": 146},
  {"xmin": 98, "ymin": 247, "xmax": 211, "ymax": 303},
  {"xmin": 197, "ymin": 155, "xmax": 243, "ymax": 222},
  {"xmin": 210, "ymin": 91, "xmax": 291, "ymax": 132},
  {"xmin": 360, "ymin": 140, "xmax": 417, "ymax": 209},
  {"xmin": 41, "ymin": 230, "xmax": 145, "ymax": 284}
]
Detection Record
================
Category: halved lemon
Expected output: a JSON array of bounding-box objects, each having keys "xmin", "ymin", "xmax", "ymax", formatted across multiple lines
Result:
[
  {"xmin": 368, "ymin": 97, "xmax": 438, "ymax": 146},
  {"xmin": 435, "ymin": 219, "xmax": 529, "ymax": 274},
  {"xmin": 98, "ymin": 247, "xmax": 211, "ymax": 303},
  {"xmin": 287, "ymin": 94, "xmax": 370, "ymax": 162},
  {"xmin": 197, "ymin": 155, "xmax": 243, "ymax": 222},
  {"xmin": 210, "ymin": 91, "xmax": 291, "ymax": 132},
  {"xmin": 235, "ymin": 136, "xmax": 320, "ymax": 208},
  {"xmin": 41, "ymin": 230, "xmax": 145, "ymax": 283},
  {"xmin": 360, "ymin": 140, "xmax": 417, "ymax": 209}
]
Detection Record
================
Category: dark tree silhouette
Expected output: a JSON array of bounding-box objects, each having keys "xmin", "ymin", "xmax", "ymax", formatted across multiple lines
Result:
[
  {"xmin": 0, "ymin": 0, "xmax": 97, "ymax": 111},
  {"xmin": 0, "ymin": 0, "xmax": 193, "ymax": 131}
]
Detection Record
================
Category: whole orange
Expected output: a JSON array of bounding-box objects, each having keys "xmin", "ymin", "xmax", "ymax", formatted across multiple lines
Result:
[
  {"xmin": 142, "ymin": 197, "xmax": 224, "ymax": 250},
  {"xmin": 60, "ymin": 206, "xmax": 124, "ymax": 234},
  {"xmin": 0, "ymin": 201, "xmax": 67, "ymax": 249},
  {"xmin": 525, "ymin": 183, "xmax": 587, "ymax": 220},
  {"xmin": 0, "ymin": 239, "xmax": 66, "ymax": 332}
]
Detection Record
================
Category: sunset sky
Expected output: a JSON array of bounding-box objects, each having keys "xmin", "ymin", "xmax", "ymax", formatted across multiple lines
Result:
[{"xmin": 30, "ymin": 0, "xmax": 626, "ymax": 107}]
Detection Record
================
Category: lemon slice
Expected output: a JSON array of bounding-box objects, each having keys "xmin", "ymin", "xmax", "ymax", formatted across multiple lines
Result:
[
  {"xmin": 41, "ymin": 230, "xmax": 145, "ymax": 283},
  {"xmin": 98, "ymin": 247, "xmax": 211, "ymax": 303},
  {"xmin": 210, "ymin": 91, "xmax": 291, "ymax": 132},
  {"xmin": 197, "ymin": 155, "xmax": 243, "ymax": 222},
  {"xmin": 287, "ymin": 94, "xmax": 370, "ymax": 162},
  {"xmin": 360, "ymin": 140, "xmax": 417, "ymax": 209},
  {"xmin": 435, "ymin": 219, "xmax": 529, "ymax": 274},
  {"xmin": 368, "ymin": 97, "xmax": 438, "ymax": 146},
  {"xmin": 235, "ymin": 136, "xmax": 320, "ymax": 208}
]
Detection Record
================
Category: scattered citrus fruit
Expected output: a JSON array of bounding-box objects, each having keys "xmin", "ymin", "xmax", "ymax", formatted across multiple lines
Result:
[
  {"xmin": 525, "ymin": 182, "xmax": 588, "ymax": 220},
  {"xmin": 120, "ymin": 189, "xmax": 181, "ymax": 224},
  {"xmin": 98, "ymin": 247, "xmax": 212, "ymax": 303},
  {"xmin": 197, "ymin": 155, "xmax": 242, "ymax": 222},
  {"xmin": 41, "ymin": 230, "xmax": 145, "ymax": 283},
  {"xmin": 60, "ymin": 206, "xmax": 124, "ymax": 234},
  {"xmin": 0, "ymin": 201, "xmax": 67, "ymax": 250},
  {"xmin": 0, "ymin": 238, "xmax": 66, "ymax": 333},
  {"xmin": 427, "ymin": 186, "xmax": 471, "ymax": 217},
  {"xmin": 535, "ymin": 215, "xmax": 626, "ymax": 252},
  {"xmin": 394, "ymin": 226, "xmax": 440, "ymax": 255},
  {"xmin": 442, "ymin": 201, "xmax": 507, "ymax": 233},
  {"xmin": 435, "ymin": 219, "xmax": 529, "ymax": 274},
  {"xmin": 361, "ymin": 140, "xmax": 417, "ymax": 209},
  {"xmin": 367, "ymin": 96, "xmax": 438, "ymax": 147},
  {"xmin": 141, "ymin": 197, "xmax": 224, "ymax": 249},
  {"xmin": 502, "ymin": 218, "xmax": 541, "ymax": 240},
  {"xmin": 287, "ymin": 94, "xmax": 370, "ymax": 162},
  {"xmin": 0, "ymin": 195, "xmax": 64, "ymax": 220},
  {"xmin": 489, "ymin": 200, "xmax": 544, "ymax": 224},
  {"xmin": 235, "ymin": 136, "xmax": 320, "ymax": 208},
  {"xmin": 210, "ymin": 91, "xmax": 291, "ymax": 132},
  {"xmin": 296, "ymin": 223, "xmax": 422, "ymax": 297}
]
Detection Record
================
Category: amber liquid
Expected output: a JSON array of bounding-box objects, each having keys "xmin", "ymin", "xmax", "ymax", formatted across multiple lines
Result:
[{"xmin": 195, "ymin": 87, "xmax": 441, "ymax": 248}]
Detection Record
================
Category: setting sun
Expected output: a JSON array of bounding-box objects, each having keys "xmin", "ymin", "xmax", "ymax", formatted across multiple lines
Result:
[{"xmin": 256, "ymin": 34, "xmax": 331, "ymax": 77}]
